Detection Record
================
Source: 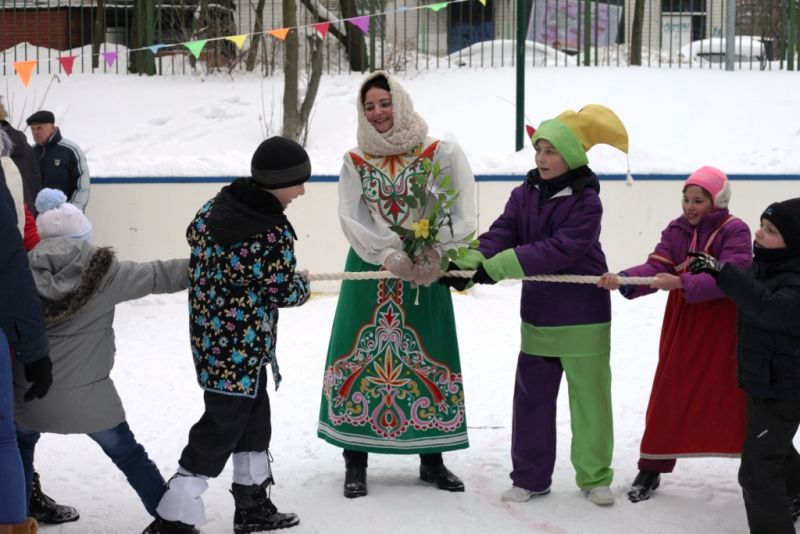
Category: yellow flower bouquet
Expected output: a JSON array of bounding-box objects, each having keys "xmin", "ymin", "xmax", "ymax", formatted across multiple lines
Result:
[{"xmin": 390, "ymin": 159, "xmax": 478, "ymax": 270}]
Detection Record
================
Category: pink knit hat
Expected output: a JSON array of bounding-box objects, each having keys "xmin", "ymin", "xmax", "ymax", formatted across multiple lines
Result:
[{"xmin": 684, "ymin": 166, "xmax": 730, "ymax": 210}]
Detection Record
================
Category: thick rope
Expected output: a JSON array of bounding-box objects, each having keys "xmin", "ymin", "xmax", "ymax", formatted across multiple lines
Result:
[{"xmin": 307, "ymin": 270, "xmax": 656, "ymax": 285}]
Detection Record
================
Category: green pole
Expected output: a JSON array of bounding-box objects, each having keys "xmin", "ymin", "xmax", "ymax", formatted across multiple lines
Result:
[
  {"xmin": 515, "ymin": 0, "xmax": 525, "ymax": 151},
  {"xmin": 583, "ymin": 0, "xmax": 591, "ymax": 66},
  {"xmin": 788, "ymin": 0, "xmax": 797, "ymax": 71}
]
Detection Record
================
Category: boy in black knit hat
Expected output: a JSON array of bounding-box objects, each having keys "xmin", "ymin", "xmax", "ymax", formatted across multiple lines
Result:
[
  {"xmin": 143, "ymin": 136, "xmax": 311, "ymax": 534},
  {"xmin": 689, "ymin": 197, "xmax": 800, "ymax": 534}
]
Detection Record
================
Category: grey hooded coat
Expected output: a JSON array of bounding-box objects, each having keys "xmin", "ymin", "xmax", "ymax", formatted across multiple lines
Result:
[{"xmin": 13, "ymin": 237, "xmax": 188, "ymax": 433}]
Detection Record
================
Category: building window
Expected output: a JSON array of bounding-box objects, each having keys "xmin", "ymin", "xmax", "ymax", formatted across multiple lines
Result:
[{"xmin": 661, "ymin": 0, "xmax": 706, "ymax": 13}]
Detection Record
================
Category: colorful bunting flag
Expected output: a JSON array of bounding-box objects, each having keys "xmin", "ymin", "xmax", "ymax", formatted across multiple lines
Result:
[
  {"xmin": 312, "ymin": 22, "xmax": 330, "ymax": 39},
  {"xmin": 427, "ymin": 2, "xmax": 448, "ymax": 11},
  {"xmin": 13, "ymin": 60, "xmax": 36, "ymax": 87},
  {"xmin": 146, "ymin": 44, "xmax": 167, "ymax": 54},
  {"xmin": 227, "ymin": 35, "xmax": 248, "ymax": 49},
  {"xmin": 184, "ymin": 40, "xmax": 208, "ymax": 60},
  {"xmin": 58, "ymin": 56, "xmax": 76, "ymax": 76},
  {"xmin": 349, "ymin": 16, "xmax": 370, "ymax": 34},
  {"xmin": 478, "ymin": 0, "xmax": 486, "ymax": 5},
  {"xmin": 101, "ymin": 51, "xmax": 118, "ymax": 68},
  {"xmin": 268, "ymin": 28, "xmax": 290, "ymax": 40}
]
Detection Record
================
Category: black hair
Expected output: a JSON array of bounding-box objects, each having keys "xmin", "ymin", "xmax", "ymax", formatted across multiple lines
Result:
[{"xmin": 360, "ymin": 75, "xmax": 391, "ymax": 106}]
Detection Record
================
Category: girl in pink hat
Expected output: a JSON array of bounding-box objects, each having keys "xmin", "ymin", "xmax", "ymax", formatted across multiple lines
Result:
[{"xmin": 598, "ymin": 166, "xmax": 752, "ymax": 502}]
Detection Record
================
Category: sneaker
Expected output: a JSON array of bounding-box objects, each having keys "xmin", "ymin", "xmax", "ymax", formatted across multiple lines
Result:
[
  {"xmin": 627, "ymin": 471, "xmax": 661, "ymax": 503},
  {"xmin": 585, "ymin": 486, "xmax": 615, "ymax": 506},
  {"xmin": 142, "ymin": 517, "xmax": 200, "ymax": 534},
  {"xmin": 500, "ymin": 485, "xmax": 551, "ymax": 502}
]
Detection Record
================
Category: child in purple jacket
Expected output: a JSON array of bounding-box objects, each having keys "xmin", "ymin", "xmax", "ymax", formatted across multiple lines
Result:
[
  {"xmin": 598, "ymin": 167, "xmax": 752, "ymax": 504},
  {"xmin": 443, "ymin": 104, "xmax": 628, "ymax": 506}
]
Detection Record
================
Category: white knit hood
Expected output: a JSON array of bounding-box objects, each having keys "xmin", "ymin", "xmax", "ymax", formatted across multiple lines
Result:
[{"xmin": 356, "ymin": 71, "xmax": 428, "ymax": 156}]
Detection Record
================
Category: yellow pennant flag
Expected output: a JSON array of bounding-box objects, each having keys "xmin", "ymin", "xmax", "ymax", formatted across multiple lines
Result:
[
  {"xmin": 268, "ymin": 28, "xmax": 290, "ymax": 41},
  {"xmin": 478, "ymin": 0, "xmax": 486, "ymax": 5},
  {"xmin": 227, "ymin": 34, "xmax": 248, "ymax": 49},
  {"xmin": 14, "ymin": 60, "xmax": 37, "ymax": 87}
]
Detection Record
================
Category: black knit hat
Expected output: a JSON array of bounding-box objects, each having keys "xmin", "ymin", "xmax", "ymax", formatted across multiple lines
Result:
[
  {"xmin": 250, "ymin": 136, "xmax": 311, "ymax": 190},
  {"xmin": 762, "ymin": 197, "xmax": 800, "ymax": 249},
  {"xmin": 26, "ymin": 110, "xmax": 55, "ymax": 125}
]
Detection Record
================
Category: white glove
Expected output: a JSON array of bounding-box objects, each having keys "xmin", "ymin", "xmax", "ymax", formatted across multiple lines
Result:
[
  {"xmin": 384, "ymin": 251, "xmax": 418, "ymax": 282},
  {"xmin": 413, "ymin": 247, "xmax": 442, "ymax": 287}
]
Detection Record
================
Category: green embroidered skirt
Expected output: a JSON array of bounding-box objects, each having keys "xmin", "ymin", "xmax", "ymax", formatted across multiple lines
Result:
[{"xmin": 318, "ymin": 249, "xmax": 469, "ymax": 454}]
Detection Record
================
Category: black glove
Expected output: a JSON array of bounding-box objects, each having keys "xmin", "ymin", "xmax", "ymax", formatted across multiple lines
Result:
[
  {"xmin": 23, "ymin": 356, "xmax": 53, "ymax": 402},
  {"xmin": 472, "ymin": 264, "xmax": 497, "ymax": 285},
  {"xmin": 438, "ymin": 263, "xmax": 471, "ymax": 291},
  {"xmin": 687, "ymin": 251, "xmax": 724, "ymax": 278}
]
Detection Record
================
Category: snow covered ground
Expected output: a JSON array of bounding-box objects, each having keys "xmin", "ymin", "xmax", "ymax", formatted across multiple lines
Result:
[{"xmin": 30, "ymin": 285, "xmax": 749, "ymax": 534}]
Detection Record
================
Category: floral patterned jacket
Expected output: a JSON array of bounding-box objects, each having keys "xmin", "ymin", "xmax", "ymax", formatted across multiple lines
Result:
[{"xmin": 186, "ymin": 178, "xmax": 310, "ymax": 397}]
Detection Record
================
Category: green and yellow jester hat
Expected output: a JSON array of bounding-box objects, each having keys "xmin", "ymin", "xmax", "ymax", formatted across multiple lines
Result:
[{"xmin": 530, "ymin": 104, "xmax": 629, "ymax": 170}]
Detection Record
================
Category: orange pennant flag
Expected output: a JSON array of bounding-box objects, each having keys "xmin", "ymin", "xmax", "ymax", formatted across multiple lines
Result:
[
  {"xmin": 268, "ymin": 28, "xmax": 290, "ymax": 41},
  {"xmin": 13, "ymin": 60, "xmax": 37, "ymax": 87},
  {"xmin": 312, "ymin": 22, "xmax": 330, "ymax": 39}
]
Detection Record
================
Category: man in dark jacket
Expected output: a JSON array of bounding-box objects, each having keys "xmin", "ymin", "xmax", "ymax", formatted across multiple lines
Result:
[
  {"xmin": 0, "ymin": 99, "xmax": 41, "ymax": 215},
  {"xmin": 0, "ymin": 168, "xmax": 52, "ymax": 532},
  {"xmin": 690, "ymin": 197, "xmax": 800, "ymax": 534},
  {"xmin": 26, "ymin": 110, "xmax": 89, "ymax": 212}
]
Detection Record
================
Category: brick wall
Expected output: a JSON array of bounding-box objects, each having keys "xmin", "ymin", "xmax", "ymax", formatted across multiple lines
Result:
[{"xmin": 0, "ymin": 8, "xmax": 94, "ymax": 52}]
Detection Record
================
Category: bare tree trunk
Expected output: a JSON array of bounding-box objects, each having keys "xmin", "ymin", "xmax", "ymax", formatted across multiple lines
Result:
[
  {"xmin": 130, "ymin": 0, "xmax": 156, "ymax": 74},
  {"xmin": 299, "ymin": 0, "xmax": 366, "ymax": 71},
  {"xmin": 629, "ymin": 0, "xmax": 645, "ymax": 66},
  {"xmin": 282, "ymin": 0, "xmax": 324, "ymax": 143},
  {"xmin": 246, "ymin": 0, "xmax": 267, "ymax": 71}
]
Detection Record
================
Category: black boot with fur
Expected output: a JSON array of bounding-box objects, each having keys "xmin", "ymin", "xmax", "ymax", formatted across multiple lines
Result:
[
  {"xmin": 29, "ymin": 471, "xmax": 80, "ymax": 524},
  {"xmin": 627, "ymin": 470, "xmax": 661, "ymax": 503},
  {"xmin": 231, "ymin": 481, "xmax": 299, "ymax": 533}
]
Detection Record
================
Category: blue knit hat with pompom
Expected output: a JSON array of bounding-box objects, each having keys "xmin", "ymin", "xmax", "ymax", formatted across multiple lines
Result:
[{"xmin": 35, "ymin": 188, "xmax": 92, "ymax": 240}]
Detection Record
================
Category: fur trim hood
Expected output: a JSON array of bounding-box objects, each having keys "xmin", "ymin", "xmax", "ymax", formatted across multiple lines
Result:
[
  {"xmin": 356, "ymin": 71, "xmax": 428, "ymax": 156},
  {"xmin": 28, "ymin": 237, "xmax": 115, "ymax": 324}
]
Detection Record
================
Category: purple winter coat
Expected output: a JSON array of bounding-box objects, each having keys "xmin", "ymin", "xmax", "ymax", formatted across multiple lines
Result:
[
  {"xmin": 478, "ymin": 176, "xmax": 610, "ymax": 327},
  {"xmin": 621, "ymin": 209, "xmax": 752, "ymax": 302}
]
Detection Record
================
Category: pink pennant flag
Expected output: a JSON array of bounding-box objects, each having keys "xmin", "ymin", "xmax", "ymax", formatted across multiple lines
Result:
[
  {"xmin": 312, "ymin": 22, "xmax": 330, "ymax": 39},
  {"xmin": 101, "ymin": 51, "xmax": 118, "ymax": 68},
  {"xmin": 268, "ymin": 28, "xmax": 290, "ymax": 41},
  {"xmin": 13, "ymin": 60, "xmax": 37, "ymax": 87},
  {"xmin": 349, "ymin": 16, "xmax": 370, "ymax": 34},
  {"xmin": 58, "ymin": 55, "xmax": 77, "ymax": 76}
]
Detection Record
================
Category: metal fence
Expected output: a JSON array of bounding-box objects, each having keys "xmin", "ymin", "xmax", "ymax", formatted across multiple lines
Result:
[{"xmin": 1, "ymin": 0, "xmax": 798, "ymax": 76}]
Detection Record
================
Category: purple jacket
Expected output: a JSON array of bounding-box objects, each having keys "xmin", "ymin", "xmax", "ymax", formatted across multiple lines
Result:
[
  {"xmin": 478, "ymin": 178, "xmax": 610, "ymax": 327},
  {"xmin": 622, "ymin": 209, "xmax": 752, "ymax": 302}
]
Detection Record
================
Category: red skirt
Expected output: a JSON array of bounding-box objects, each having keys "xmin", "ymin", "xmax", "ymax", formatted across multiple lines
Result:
[{"xmin": 640, "ymin": 290, "xmax": 746, "ymax": 458}]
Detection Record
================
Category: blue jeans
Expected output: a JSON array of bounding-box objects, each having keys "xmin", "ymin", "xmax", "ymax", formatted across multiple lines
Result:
[
  {"xmin": 16, "ymin": 420, "xmax": 167, "ymax": 516},
  {"xmin": 0, "ymin": 330, "xmax": 27, "ymax": 523}
]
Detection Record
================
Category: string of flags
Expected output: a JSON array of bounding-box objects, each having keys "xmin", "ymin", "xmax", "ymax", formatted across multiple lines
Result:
[{"xmin": 8, "ymin": 0, "xmax": 484, "ymax": 87}]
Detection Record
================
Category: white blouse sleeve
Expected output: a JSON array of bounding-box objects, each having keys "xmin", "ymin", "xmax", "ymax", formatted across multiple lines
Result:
[
  {"xmin": 338, "ymin": 154, "xmax": 404, "ymax": 266},
  {"xmin": 433, "ymin": 141, "xmax": 477, "ymax": 251}
]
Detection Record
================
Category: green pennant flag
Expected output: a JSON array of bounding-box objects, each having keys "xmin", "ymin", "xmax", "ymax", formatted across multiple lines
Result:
[
  {"xmin": 427, "ymin": 2, "xmax": 447, "ymax": 11},
  {"xmin": 184, "ymin": 39, "xmax": 208, "ymax": 60}
]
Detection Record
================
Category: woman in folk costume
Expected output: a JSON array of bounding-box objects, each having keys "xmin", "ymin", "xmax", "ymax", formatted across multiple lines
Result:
[
  {"xmin": 317, "ymin": 71, "xmax": 476, "ymax": 498},
  {"xmin": 598, "ymin": 166, "xmax": 752, "ymax": 502}
]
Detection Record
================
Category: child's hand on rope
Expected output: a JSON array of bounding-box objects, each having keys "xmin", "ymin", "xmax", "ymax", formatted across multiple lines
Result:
[
  {"xmin": 650, "ymin": 273, "xmax": 682, "ymax": 291},
  {"xmin": 687, "ymin": 251, "xmax": 724, "ymax": 278},
  {"xmin": 597, "ymin": 272, "xmax": 621, "ymax": 290}
]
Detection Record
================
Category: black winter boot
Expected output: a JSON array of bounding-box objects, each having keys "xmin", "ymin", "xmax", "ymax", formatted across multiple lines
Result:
[
  {"xmin": 142, "ymin": 516, "xmax": 200, "ymax": 534},
  {"xmin": 627, "ymin": 471, "xmax": 661, "ymax": 503},
  {"xmin": 343, "ymin": 467, "xmax": 368, "ymax": 498},
  {"xmin": 419, "ymin": 464, "xmax": 465, "ymax": 492},
  {"xmin": 29, "ymin": 471, "xmax": 80, "ymax": 524},
  {"xmin": 231, "ymin": 481, "xmax": 299, "ymax": 533},
  {"xmin": 790, "ymin": 493, "xmax": 800, "ymax": 522}
]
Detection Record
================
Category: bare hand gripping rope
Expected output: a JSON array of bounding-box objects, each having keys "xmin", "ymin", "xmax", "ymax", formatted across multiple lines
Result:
[{"xmin": 306, "ymin": 270, "xmax": 657, "ymax": 285}]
